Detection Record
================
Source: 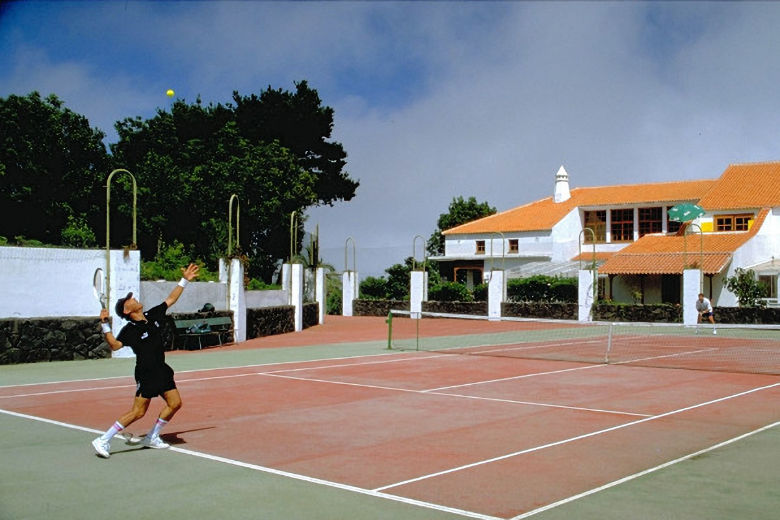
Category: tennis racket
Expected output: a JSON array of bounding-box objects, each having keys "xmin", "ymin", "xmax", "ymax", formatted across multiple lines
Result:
[
  {"xmin": 93, "ymin": 268, "xmax": 107, "ymax": 310},
  {"xmin": 119, "ymin": 431, "xmax": 143, "ymax": 445}
]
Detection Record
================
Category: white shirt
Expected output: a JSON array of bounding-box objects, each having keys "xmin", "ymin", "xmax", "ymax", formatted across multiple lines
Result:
[{"xmin": 695, "ymin": 297, "xmax": 713, "ymax": 313}]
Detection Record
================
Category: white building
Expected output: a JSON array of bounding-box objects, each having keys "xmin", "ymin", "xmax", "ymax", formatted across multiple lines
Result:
[{"xmin": 432, "ymin": 162, "xmax": 780, "ymax": 306}]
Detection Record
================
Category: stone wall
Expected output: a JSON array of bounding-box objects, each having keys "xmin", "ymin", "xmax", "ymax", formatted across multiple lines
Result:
[
  {"xmin": 592, "ymin": 303, "xmax": 682, "ymax": 323},
  {"xmin": 246, "ymin": 306, "xmax": 295, "ymax": 339},
  {"xmin": 303, "ymin": 302, "xmax": 319, "ymax": 329},
  {"xmin": 0, "ymin": 317, "xmax": 110, "ymax": 364},
  {"xmin": 503, "ymin": 302, "xmax": 577, "ymax": 320}
]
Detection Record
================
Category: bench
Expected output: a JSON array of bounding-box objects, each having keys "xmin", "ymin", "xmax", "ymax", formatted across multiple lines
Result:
[{"xmin": 172, "ymin": 317, "xmax": 234, "ymax": 350}]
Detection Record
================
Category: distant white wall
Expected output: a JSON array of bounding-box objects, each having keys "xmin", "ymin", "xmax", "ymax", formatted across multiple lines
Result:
[
  {"xmin": 0, "ymin": 246, "xmax": 139, "ymax": 319},
  {"xmin": 140, "ymin": 280, "xmax": 228, "ymax": 312}
]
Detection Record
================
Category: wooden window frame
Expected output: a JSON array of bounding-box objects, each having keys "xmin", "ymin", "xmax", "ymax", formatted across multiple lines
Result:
[
  {"xmin": 638, "ymin": 207, "xmax": 662, "ymax": 237},
  {"xmin": 508, "ymin": 239, "xmax": 519, "ymax": 254},
  {"xmin": 583, "ymin": 210, "xmax": 607, "ymax": 243},
  {"xmin": 610, "ymin": 208, "xmax": 634, "ymax": 242},
  {"xmin": 715, "ymin": 213, "xmax": 753, "ymax": 232},
  {"xmin": 475, "ymin": 240, "xmax": 486, "ymax": 255}
]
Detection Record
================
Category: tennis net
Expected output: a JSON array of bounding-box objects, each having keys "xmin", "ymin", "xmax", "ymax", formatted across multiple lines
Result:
[{"xmin": 386, "ymin": 310, "xmax": 780, "ymax": 375}]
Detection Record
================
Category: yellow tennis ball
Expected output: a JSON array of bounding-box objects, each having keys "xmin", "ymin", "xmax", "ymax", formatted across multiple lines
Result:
[{"xmin": 166, "ymin": 89, "xmax": 175, "ymax": 98}]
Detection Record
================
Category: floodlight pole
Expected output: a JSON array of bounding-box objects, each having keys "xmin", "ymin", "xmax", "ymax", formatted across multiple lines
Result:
[
  {"xmin": 228, "ymin": 194, "xmax": 239, "ymax": 257},
  {"xmin": 105, "ymin": 169, "xmax": 138, "ymax": 313},
  {"xmin": 412, "ymin": 234, "xmax": 427, "ymax": 271}
]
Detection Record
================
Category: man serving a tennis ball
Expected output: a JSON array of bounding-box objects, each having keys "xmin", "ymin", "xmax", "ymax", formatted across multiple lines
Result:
[{"xmin": 91, "ymin": 263, "xmax": 199, "ymax": 458}]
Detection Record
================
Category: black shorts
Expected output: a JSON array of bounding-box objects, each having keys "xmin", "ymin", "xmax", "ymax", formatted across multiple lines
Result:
[
  {"xmin": 135, "ymin": 376, "xmax": 177, "ymax": 399},
  {"xmin": 700, "ymin": 311, "xmax": 713, "ymax": 318}
]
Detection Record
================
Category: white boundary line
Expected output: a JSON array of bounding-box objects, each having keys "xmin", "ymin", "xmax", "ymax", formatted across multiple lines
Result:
[
  {"xmin": 0, "ymin": 408, "xmax": 499, "ymax": 520},
  {"xmin": 510, "ymin": 420, "xmax": 780, "ymax": 519},
  {"xmin": 372, "ymin": 382, "xmax": 780, "ymax": 492}
]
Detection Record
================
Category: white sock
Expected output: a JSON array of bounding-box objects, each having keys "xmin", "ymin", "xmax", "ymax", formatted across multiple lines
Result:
[
  {"xmin": 100, "ymin": 421, "xmax": 124, "ymax": 441},
  {"xmin": 149, "ymin": 418, "xmax": 168, "ymax": 438}
]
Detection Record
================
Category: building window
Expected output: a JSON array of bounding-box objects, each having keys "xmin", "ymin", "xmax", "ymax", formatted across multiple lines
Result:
[
  {"xmin": 583, "ymin": 210, "xmax": 607, "ymax": 242},
  {"xmin": 508, "ymin": 239, "xmax": 519, "ymax": 253},
  {"xmin": 638, "ymin": 207, "xmax": 662, "ymax": 237},
  {"xmin": 666, "ymin": 206, "xmax": 682, "ymax": 233},
  {"xmin": 610, "ymin": 208, "xmax": 634, "ymax": 242},
  {"xmin": 715, "ymin": 214, "xmax": 753, "ymax": 232},
  {"xmin": 759, "ymin": 275, "xmax": 777, "ymax": 299},
  {"xmin": 476, "ymin": 240, "xmax": 485, "ymax": 254}
]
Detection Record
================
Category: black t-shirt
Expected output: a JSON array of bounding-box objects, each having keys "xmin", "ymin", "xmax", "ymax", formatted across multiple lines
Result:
[{"xmin": 116, "ymin": 302, "xmax": 173, "ymax": 381}]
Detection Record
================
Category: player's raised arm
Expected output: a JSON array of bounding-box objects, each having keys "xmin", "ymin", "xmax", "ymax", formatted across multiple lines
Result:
[
  {"xmin": 99, "ymin": 308, "xmax": 123, "ymax": 351},
  {"xmin": 164, "ymin": 263, "xmax": 200, "ymax": 308}
]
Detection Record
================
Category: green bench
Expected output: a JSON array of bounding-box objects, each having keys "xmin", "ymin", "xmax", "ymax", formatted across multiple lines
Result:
[{"xmin": 172, "ymin": 316, "xmax": 234, "ymax": 350}]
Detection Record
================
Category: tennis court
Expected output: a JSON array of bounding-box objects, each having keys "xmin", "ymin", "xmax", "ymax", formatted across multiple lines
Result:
[{"xmin": 1, "ymin": 315, "xmax": 778, "ymax": 519}]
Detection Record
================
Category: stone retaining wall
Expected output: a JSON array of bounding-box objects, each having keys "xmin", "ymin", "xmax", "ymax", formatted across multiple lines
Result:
[{"xmin": 0, "ymin": 317, "xmax": 110, "ymax": 364}]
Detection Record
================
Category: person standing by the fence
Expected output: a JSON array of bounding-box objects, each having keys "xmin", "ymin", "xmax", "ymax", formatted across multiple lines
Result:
[
  {"xmin": 696, "ymin": 292, "xmax": 717, "ymax": 334},
  {"xmin": 91, "ymin": 263, "xmax": 199, "ymax": 458}
]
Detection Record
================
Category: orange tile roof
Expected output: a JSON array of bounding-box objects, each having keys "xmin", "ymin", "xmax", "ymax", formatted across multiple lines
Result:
[
  {"xmin": 698, "ymin": 161, "xmax": 780, "ymax": 210},
  {"xmin": 599, "ymin": 209, "xmax": 769, "ymax": 275},
  {"xmin": 443, "ymin": 179, "xmax": 716, "ymax": 234}
]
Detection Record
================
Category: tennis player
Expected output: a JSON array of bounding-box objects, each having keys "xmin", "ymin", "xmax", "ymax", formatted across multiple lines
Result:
[
  {"xmin": 91, "ymin": 263, "xmax": 199, "ymax": 458},
  {"xmin": 696, "ymin": 292, "xmax": 717, "ymax": 334}
]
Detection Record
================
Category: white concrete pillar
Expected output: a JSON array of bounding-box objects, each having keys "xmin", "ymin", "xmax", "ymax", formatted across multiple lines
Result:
[
  {"xmin": 218, "ymin": 258, "xmax": 228, "ymax": 283},
  {"xmin": 315, "ymin": 267, "xmax": 326, "ymax": 324},
  {"xmin": 488, "ymin": 270, "xmax": 506, "ymax": 321},
  {"xmin": 281, "ymin": 263, "xmax": 291, "ymax": 304},
  {"xmin": 578, "ymin": 269, "xmax": 596, "ymax": 322},
  {"xmin": 291, "ymin": 263, "xmax": 303, "ymax": 331},
  {"xmin": 342, "ymin": 271, "xmax": 357, "ymax": 316},
  {"xmin": 683, "ymin": 269, "xmax": 702, "ymax": 326},
  {"xmin": 228, "ymin": 257, "xmax": 246, "ymax": 342},
  {"xmin": 410, "ymin": 270, "xmax": 428, "ymax": 319}
]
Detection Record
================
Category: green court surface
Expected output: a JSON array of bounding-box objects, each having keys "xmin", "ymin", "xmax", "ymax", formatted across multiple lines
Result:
[{"xmin": 1, "ymin": 336, "xmax": 778, "ymax": 519}]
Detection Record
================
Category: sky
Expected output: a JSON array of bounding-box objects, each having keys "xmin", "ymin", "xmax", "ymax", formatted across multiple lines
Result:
[{"xmin": 3, "ymin": 1, "xmax": 780, "ymax": 278}]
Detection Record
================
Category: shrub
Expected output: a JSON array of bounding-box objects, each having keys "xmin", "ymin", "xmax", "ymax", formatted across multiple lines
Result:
[
  {"xmin": 141, "ymin": 241, "xmax": 217, "ymax": 281},
  {"xmin": 507, "ymin": 275, "xmax": 577, "ymax": 303},
  {"xmin": 60, "ymin": 215, "xmax": 97, "ymax": 248},
  {"xmin": 360, "ymin": 276, "xmax": 389, "ymax": 300},
  {"xmin": 429, "ymin": 281, "xmax": 473, "ymax": 302},
  {"xmin": 472, "ymin": 283, "xmax": 488, "ymax": 301}
]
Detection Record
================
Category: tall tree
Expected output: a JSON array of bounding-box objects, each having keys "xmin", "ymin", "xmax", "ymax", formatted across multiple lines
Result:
[
  {"xmin": 427, "ymin": 196, "xmax": 497, "ymax": 256},
  {"xmin": 111, "ymin": 82, "xmax": 358, "ymax": 280},
  {"xmin": 0, "ymin": 92, "xmax": 110, "ymax": 245}
]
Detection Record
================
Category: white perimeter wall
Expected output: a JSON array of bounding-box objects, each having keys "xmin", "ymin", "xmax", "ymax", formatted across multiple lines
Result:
[{"xmin": 0, "ymin": 246, "xmax": 139, "ymax": 319}]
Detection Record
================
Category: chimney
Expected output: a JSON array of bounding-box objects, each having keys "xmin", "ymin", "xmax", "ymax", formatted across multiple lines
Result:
[{"xmin": 554, "ymin": 165, "xmax": 570, "ymax": 203}]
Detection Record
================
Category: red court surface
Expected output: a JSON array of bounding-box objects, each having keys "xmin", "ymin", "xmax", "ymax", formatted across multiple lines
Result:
[{"xmin": 2, "ymin": 335, "xmax": 778, "ymax": 519}]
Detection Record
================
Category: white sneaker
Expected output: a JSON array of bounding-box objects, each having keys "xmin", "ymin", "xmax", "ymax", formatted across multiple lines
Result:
[
  {"xmin": 713, "ymin": 329, "xmax": 717, "ymax": 335},
  {"xmin": 141, "ymin": 435, "xmax": 170, "ymax": 449},
  {"xmin": 92, "ymin": 437, "xmax": 111, "ymax": 458}
]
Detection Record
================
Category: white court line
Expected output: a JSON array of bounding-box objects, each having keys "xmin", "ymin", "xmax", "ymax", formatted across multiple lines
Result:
[
  {"xmin": 510, "ymin": 420, "xmax": 780, "ymax": 519},
  {"xmin": 423, "ymin": 363, "xmax": 603, "ymax": 392},
  {"xmin": 261, "ymin": 372, "xmax": 652, "ymax": 417},
  {"xmin": 0, "ymin": 350, "xmax": 403, "ymax": 389},
  {"xmin": 0, "ymin": 408, "xmax": 499, "ymax": 520},
  {"xmin": 372, "ymin": 382, "xmax": 780, "ymax": 492}
]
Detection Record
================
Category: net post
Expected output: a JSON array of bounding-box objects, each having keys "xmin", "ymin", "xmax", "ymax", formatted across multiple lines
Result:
[
  {"xmin": 605, "ymin": 322, "xmax": 614, "ymax": 364},
  {"xmin": 386, "ymin": 311, "xmax": 393, "ymax": 350}
]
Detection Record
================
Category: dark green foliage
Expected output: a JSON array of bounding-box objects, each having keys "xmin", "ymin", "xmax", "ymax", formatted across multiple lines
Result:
[
  {"xmin": 428, "ymin": 281, "xmax": 473, "ymax": 302},
  {"xmin": 507, "ymin": 275, "xmax": 578, "ymax": 303},
  {"xmin": 0, "ymin": 92, "xmax": 110, "ymax": 246},
  {"xmin": 472, "ymin": 283, "xmax": 489, "ymax": 301},
  {"xmin": 140, "ymin": 241, "xmax": 217, "ymax": 281},
  {"xmin": 427, "ymin": 196, "xmax": 496, "ymax": 256},
  {"xmin": 725, "ymin": 268, "xmax": 767, "ymax": 307},
  {"xmin": 360, "ymin": 276, "xmax": 389, "ymax": 300}
]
